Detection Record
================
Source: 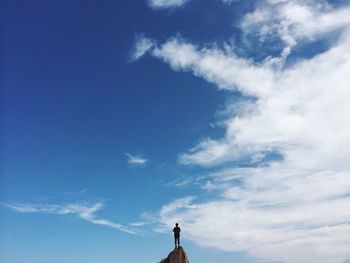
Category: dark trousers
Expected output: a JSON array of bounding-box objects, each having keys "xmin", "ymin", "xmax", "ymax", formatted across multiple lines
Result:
[{"xmin": 174, "ymin": 235, "xmax": 180, "ymax": 248}]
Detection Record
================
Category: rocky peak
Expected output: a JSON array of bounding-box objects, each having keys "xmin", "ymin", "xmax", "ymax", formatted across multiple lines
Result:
[{"xmin": 159, "ymin": 246, "xmax": 190, "ymax": 263}]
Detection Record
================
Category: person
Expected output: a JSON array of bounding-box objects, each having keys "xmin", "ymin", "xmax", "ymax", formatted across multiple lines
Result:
[{"xmin": 173, "ymin": 223, "xmax": 181, "ymax": 248}]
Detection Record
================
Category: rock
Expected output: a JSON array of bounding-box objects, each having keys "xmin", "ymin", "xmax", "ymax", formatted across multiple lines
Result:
[{"xmin": 159, "ymin": 246, "xmax": 190, "ymax": 263}]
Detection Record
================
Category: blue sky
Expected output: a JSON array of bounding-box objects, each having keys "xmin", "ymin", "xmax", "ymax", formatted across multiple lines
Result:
[{"xmin": 1, "ymin": 1, "xmax": 350, "ymax": 263}]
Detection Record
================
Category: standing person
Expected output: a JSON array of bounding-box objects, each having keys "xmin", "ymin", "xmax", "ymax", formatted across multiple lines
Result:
[{"xmin": 173, "ymin": 223, "xmax": 181, "ymax": 248}]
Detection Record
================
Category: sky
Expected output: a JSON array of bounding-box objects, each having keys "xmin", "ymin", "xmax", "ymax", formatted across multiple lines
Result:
[{"xmin": 1, "ymin": 0, "xmax": 350, "ymax": 262}]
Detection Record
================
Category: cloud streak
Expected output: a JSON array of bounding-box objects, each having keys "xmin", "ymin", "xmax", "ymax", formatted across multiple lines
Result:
[
  {"xmin": 125, "ymin": 153, "xmax": 148, "ymax": 165},
  {"xmin": 147, "ymin": 0, "xmax": 240, "ymax": 10},
  {"xmin": 148, "ymin": 0, "xmax": 190, "ymax": 9},
  {"xmin": 5, "ymin": 202, "xmax": 138, "ymax": 235}
]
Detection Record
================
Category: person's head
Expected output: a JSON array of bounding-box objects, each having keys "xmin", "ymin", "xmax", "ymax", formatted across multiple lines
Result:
[{"xmin": 175, "ymin": 223, "xmax": 179, "ymax": 226}]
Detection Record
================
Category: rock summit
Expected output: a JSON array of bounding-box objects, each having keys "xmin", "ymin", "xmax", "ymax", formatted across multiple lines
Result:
[{"xmin": 159, "ymin": 246, "xmax": 190, "ymax": 263}]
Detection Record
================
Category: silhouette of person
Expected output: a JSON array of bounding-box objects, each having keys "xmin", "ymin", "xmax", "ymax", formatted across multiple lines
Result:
[{"xmin": 173, "ymin": 223, "xmax": 181, "ymax": 248}]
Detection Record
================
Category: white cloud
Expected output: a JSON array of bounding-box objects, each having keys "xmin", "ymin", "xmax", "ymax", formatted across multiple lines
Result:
[
  {"xmin": 152, "ymin": 37, "xmax": 275, "ymax": 97},
  {"xmin": 5, "ymin": 202, "xmax": 137, "ymax": 234},
  {"xmin": 128, "ymin": 221, "xmax": 148, "ymax": 227},
  {"xmin": 131, "ymin": 35, "xmax": 155, "ymax": 61},
  {"xmin": 147, "ymin": 0, "xmax": 240, "ymax": 9},
  {"xmin": 156, "ymin": 196, "xmax": 196, "ymax": 233},
  {"xmin": 241, "ymin": 1, "xmax": 350, "ymax": 54},
  {"xmin": 148, "ymin": 0, "xmax": 190, "ymax": 9},
  {"xmin": 135, "ymin": 1, "xmax": 350, "ymax": 262},
  {"xmin": 125, "ymin": 153, "xmax": 148, "ymax": 165},
  {"xmin": 160, "ymin": 189, "xmax": 350, "ymax": 262}
]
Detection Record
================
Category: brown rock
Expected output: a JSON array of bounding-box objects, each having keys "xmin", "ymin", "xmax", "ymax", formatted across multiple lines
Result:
[{"xmin": 159, "ymin": 246, "xmax": 190, "ymax": 263}]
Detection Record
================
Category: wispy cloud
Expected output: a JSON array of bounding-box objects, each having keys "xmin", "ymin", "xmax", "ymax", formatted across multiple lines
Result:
[
  {"xmin": 148, "ymin": 0, "xmax": 190, "ymax": 9},
  {"xmin": 136, "ymin": 0, "xmax": 350, "ymax": 262},
  {"xmin": 147, "ymin": 0, "xmax": 239, "ymax": 10},
  {"xmin": 130, "ymin": 34, "xmax": 155, "ymax": 61},
  {"xmin": 5, "ymin": 202, "xmax": 138, "ymax": 235},
  {"xmin": 125, "ymin": 153, "xmax": 148, "ymax": 165},
  {"xmin": 128, "ymin": 221, "xmax": 148, "ymax": 227},
  {"xmin": 208, "ymin": 122, "xmax": 216, "ymax": 128}
]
